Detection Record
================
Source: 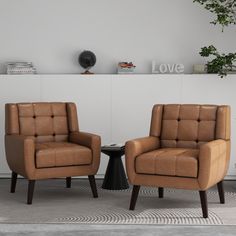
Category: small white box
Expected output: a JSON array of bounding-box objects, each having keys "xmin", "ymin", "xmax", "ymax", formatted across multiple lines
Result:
[{"xmin": 193, "ymin": 64, "xmax": 207, "ymax": 74}]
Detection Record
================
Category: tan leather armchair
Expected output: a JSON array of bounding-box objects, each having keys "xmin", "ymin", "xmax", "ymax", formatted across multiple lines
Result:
[
  {"xmin": 5, "ymin": 102, "xmax": 101, "ymax": 204},
  {"xmin": 125, "ymin": 104, "xmax": 231, "ymax": 218}
]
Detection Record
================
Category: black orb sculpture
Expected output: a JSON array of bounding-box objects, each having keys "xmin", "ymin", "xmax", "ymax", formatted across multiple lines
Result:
[{"xmin": 78, "ymin": 50, "xmax": 96, "ymax": 74}]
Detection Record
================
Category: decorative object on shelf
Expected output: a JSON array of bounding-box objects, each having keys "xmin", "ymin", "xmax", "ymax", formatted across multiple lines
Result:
[
  {"xmin": 193, "ymin": 64, "xmax": 207, "ymax": 74},
  {"xmin": 152, "ymin": 61, "xmax": 184, "ymax": 74},
  {"xmin": 78, "ymin": 50, "xmax": 96, "ymax": 74},
  {"xmin": 193, "ymin": 0, "xmax": 236, "ymax": 77},
  {"xmin": 117, "ymin": 62, "xmax": 136, "ymax": 74},
  {"xmin": 6, "ymin": 62, "xmax": 37, "ymax": 74},
  {"xmin": 200, "ymin": 45, "xmax": 236, "ymax": 78}
]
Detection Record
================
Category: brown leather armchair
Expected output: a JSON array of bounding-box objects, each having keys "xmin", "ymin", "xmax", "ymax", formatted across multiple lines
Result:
[
  {"xmin": 5, "ymin": 102, "xmax": 101, "ymax": 204},
  {"xmin": 125, "ymin": 104, "xmax": 230, "ymax": 218}
]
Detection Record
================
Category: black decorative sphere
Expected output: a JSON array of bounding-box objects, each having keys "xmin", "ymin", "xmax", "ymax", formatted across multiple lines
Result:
[{"xmin": 78, "ymin": 50, "xmax": 96, "ymax": 72}]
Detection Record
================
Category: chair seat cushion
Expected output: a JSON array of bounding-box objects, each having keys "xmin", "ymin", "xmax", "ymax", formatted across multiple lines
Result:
[
  {"xmin": 35, "ymin": 142, "xmax": 92, "ymax": 168},
  {"xmin": 135, "ymin": 148, "xmax": 199, "ymax": 178}
]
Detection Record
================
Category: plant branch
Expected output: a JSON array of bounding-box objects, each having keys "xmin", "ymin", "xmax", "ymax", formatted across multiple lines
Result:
[
  {"xmin": 194, "ymin": 0, "xmax": 236, "ymax": 30},
  {"xmin": 199, "ymin": 45, "xmax": 236, "ymax": 77}
]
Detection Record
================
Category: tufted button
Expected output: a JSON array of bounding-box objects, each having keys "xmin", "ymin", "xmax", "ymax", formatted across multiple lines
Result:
[
  {"xmin": 33, "ymin": 115, "xmax": 36, "ymax": 119},
  {"xmin": 177, "ymin": 118, "xmax": 181, "ymax": 122},
  {"xmin": 176, "ymin": 138, "xmax": 179, "ymax": 142},
  {"xmin": 196, "ymin": 139, "xmax": 199, "ymax": 143},
  {"xmin": 51, "ymin": 115, "xmax": 54, "ymax": 118},
  {"xmin": 34, "ymin": 134, "xmax": 38, "ymax": 137},
  {"xmin": 197, "ymin": 118, "xmax": 201, "ymax": 122},
  {"xmin": 53, "ymin": 133, "xmax": 56, "ymax": 136}
]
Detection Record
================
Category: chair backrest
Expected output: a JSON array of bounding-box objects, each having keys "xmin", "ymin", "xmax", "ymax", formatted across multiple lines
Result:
[
  {"xmin": 5, "ymin": 102, "xmax": 79, "ymax": 143},
  {"xmin": 150, "ymin": 104, "xmax": 230, "ymax": 149}
]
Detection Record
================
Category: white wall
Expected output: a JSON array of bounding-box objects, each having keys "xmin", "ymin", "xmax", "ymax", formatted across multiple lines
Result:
[{"xmin": 0, "ymin": 0, "xmax": 235, "ymax": 74}]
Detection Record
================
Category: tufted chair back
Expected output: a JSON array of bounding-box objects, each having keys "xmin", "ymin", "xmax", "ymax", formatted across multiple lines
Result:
[
  {"xmin": 5, "ymin": 102, "xmax": 79, "ymax": 143},
  {"xmin": 150, "ymin": 104, "xmax": 230, "ymax": 149}
]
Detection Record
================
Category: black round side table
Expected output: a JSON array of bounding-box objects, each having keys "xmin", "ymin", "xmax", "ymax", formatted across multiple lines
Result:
[{"xmin": 101, "ymin": 145, "xmax": 129, "ymax": 190}]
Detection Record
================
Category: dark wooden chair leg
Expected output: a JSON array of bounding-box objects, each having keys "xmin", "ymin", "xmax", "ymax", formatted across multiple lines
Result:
[
  {"xmin": 88, "ymin": 175, "xmax": 98, "ymax": 198},
  {"xmin": 129, "ymin": 185, "xmax": 140, "ymax": 210},
  {"xmin": 158, "ymin": 187, "xmax": 164, "ymax": 198},
  {"xmin": 199, "ymin": 191, "xmax": 208, "ymax": 218},
  {"xmin": 27, "ymin": 180, "xmax": 35, "ymax": 205},
  {"xmin": 10, "ymin": 172, "xmax": 18, "ymax": 193},
  {"xmin": 66, "ymin": 177, "xmax": 71, "ymax": 188},
  {"xmin": 217, "ymin": 181, "xmax": 225, "ymax": 204}
]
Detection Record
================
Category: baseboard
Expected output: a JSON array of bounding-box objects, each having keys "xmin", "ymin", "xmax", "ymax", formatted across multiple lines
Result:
[
  {"xmin": 0, "ymin": 173, "xmax": 236, "ymax": 180},
  {"xmin": 223, "ymin": 175, "xmax": 236, "ymax": 180},
  {"xmin": 0, "ymin": 173, "xmax": 105, "ymax": 179}
]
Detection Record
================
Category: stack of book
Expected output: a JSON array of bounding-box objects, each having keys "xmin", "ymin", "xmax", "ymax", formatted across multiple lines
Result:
[
  {"xmin": 117, "ymin": 62, "xmax": 136, "ymax": 74},
  {"xmin": 6, "ymin": 62, "xmax": 37, "ymax": 74}
]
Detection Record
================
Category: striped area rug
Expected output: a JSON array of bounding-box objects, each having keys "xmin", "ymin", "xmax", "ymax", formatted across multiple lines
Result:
[
  {"xmin": 1, "ymin": 180, "xmax": 236, "ymax": 225},
  {"xmin": 53, "ymin": 184, "xmax": 236, "ymax": 225}
]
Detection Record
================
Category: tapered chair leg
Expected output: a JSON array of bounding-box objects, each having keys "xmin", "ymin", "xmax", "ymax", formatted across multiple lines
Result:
[
  {"xmin": 88, "ymin": 175, "xmax": 98, "ymax": 198},
  {"xmin": 158, "ymin": 187, "xmax": 164, "ymax": 198},
  {"xmin": 129, "ymin": 185, "xmax": 140, "ymax": 210},
  {"xmin": 199, "ymin": 191, "xmax": 208, "ymax": 218},
  {"xmin": 27, "ymin": 180, "xmax": 35, "ymax": 205},
  {"xmin": 66, "ymin": 177, "xmax": 71, "ymax": 188},
  {"xmin": 217, "ymin": 181, "xmax": 225, "ymax": 204},
  {"xmin": 10, "ymin": 172, "xmax": 18, "ymax": 193}
]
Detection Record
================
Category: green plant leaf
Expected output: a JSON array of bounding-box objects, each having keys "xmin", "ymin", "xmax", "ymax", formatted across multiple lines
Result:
[
  {"xmin": 194, "ymin": 0, "xmax": 236, "ymax": 30},
  {"xmin": 199, "ymin": 45, "xmax": 236, "ymax": 77}
]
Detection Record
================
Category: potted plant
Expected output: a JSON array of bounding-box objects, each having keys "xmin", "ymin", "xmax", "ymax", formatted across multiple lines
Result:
[{"xmin": 200, "ymin": 45, "xmax": 236, "ymax": 78}]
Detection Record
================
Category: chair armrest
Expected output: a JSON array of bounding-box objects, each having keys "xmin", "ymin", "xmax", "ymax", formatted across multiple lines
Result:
[
  {"xmin": 69, "ymin": 132, "xmax": 101, "ymax": 172},
  {"xmin": 5, "ymin": 135, "xmax": 35, "ymax": 179},
  {"xmin": 125, "ymin": 136, "xmax": 160, "ymax": 183},
  {"xmin": 198, "ymin": 139, "xmax": 230, "ymax": 190}
]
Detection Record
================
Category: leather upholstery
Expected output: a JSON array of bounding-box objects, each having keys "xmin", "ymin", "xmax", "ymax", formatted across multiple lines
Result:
[
  {"xmin": 5, "ymin": 103, "xmax": 20, "ymax": 135},
  {"xmin": 198, "ymin": 139, "xmax": 230, "ymax": 190},
  {"xmin": 69, "ymin": 131, "xmax": 101, "ymax": 174},
  {"xmin": 36, "ymin": 142, "xmax": 92, "ymax": 168},
  {"xmin": 126, "ymin": 104, "xmax": 231, "ymax": 190},
  {"xmin": 157, "ymin": 104, "xmax": 220, "ymax": 149},
  {"xmin": 136, "ymin": 148, "xmax": 199, "ymax": 178},
  {"xmin": 12, "ymin": 103, "xmax": 72, "ymax": 142},
  {"xmin": 5, "ymin": 102, "xmax": 101, "ymax": 180}
]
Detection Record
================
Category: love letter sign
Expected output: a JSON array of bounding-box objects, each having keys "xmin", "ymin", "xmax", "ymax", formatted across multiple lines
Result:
[{"xmin": 152, "ymin": 61, "xmax": 185, "ymax": 74}]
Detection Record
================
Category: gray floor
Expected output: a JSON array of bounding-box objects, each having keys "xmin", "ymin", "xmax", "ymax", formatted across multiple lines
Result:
[
  {"xmin": 1, "ymin": 179, "xmax": 236, "ymax": 235},
  {"xmin": 1, "ymin": 224, "xmax": 236, "ymax": 236}
]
